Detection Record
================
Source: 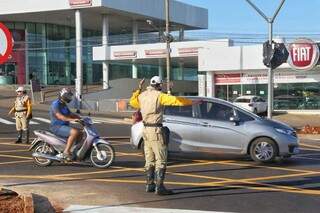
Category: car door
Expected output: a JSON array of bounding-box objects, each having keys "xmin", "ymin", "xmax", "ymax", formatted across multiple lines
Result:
[
  {"xmin": 198, "ymin": 101, "xmax": 247, "ymax": 154},
  {"xmin": 163, "ymin": 105, "xmax": 200, "ymax": 152}
]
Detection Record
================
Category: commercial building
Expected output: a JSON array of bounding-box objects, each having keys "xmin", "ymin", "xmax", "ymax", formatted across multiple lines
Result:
[{"xmin": 0, "ymin": 0, "xmax": 207, "ymax": 88}]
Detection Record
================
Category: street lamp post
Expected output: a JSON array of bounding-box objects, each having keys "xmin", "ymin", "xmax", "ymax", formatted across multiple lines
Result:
[
  {"xmin": 245, "ymin": 0, "xmax": 286, "ymax": 119},
  {"xmin": 165, "ymin": 0, "xmax": 171, "ymax": 94}
]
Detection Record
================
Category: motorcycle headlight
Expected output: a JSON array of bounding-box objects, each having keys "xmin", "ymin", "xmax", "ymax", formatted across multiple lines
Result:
[{"xmin": 275, "ymin": 128, "xmax": 296, "ymax": 137}]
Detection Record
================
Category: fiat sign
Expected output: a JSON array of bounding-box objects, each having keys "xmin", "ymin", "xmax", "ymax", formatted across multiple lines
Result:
[{"xmin": 287, "ymin": 38, "xmax": 319, "ymax": 71}]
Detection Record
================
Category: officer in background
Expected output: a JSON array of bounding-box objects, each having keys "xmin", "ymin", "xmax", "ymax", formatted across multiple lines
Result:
[
  {"xmin": 8, "ymin": 86, "xmax": 32, "ymax": 144},
  {"xmin": 130, "ymin": 76, "xmax": 199, "ymax": 195}
]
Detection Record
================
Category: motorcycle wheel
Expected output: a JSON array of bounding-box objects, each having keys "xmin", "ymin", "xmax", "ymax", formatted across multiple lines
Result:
[
  {"xmin": 33, "ymin": 142, "xmax": 54, "ymax": 167},
  {"xmin": 90, "ymin": 143, "xmax": 115, "ymax": 168}
]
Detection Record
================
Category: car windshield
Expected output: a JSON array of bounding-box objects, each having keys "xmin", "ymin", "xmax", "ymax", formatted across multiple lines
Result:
[{"xmin": 234, "ymin": 98, "xmax": 251, "ymax": 103}]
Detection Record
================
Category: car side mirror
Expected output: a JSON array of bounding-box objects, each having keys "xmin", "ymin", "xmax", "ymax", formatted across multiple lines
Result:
[{"xmin": 229, "ymin": 116, "xmax": 240, "ymax": 125}]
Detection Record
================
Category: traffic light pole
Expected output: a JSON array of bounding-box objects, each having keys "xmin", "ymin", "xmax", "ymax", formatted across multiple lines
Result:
[
  {"xmin": 245, "ymin": 0, "xmax": 285, "ymax": 119},
  {"xmin": 165, "ymin": 0, "xmax": 171, "ymax": 94},
  {"xmin": 267, "ymin": 22, "xmax": 273, "ymax": 119}
]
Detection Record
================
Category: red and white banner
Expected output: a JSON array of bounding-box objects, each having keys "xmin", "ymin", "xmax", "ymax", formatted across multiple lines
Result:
[
  {"xmin": 215, "ymin": 74, "xmax": 241, "ymax": 84},
  {"xmin": 145, "ymin": 49, "xmax": 167, "ymax": 58},
  {"xmin": 178, "ymin": 47, "xmax": 200, "ymax": 56},
  {"xmin": 113, "ymin": 51, "xmax": 137, "ymax": 59},
  {"xmin": 69, "ymin": 0, "xmax": 92, "ymax": 7}
]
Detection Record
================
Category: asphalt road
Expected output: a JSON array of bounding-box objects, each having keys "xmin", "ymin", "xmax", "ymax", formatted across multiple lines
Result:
[{"xmin": 0, "ymin": 108, "xmax": 320, "ymax": 212}]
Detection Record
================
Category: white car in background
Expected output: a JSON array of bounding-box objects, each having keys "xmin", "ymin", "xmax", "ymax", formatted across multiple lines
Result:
[{"xmin": 233, "ymin": 96, "xmax": 268, "ymax": 114}]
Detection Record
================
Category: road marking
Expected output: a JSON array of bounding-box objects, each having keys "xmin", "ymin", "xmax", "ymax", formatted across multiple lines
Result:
[
  {"xmin": 300, "ymin": 143, "xmax": 320, "ymax": 149},
  {"xmin": 0, "ymin": 117, "xmax": 15, "ymax": 124},
  {"xmin": 0, "ymin": 149, "xmax": 28, "ymax": 153},
  {"xmin": 11, "ymin": 117, "xmax": 39, "ymax": 125},
  {"xmin": 0, "ymin": 160, "xmax": 32, "ymax": 165},
  {"xmin": 33, "ymin": 117, "xmax": 51, "ymax": 123},
  {"xmin": 0, "ymin": 153, "xmax": 32, "ymax": 160}
]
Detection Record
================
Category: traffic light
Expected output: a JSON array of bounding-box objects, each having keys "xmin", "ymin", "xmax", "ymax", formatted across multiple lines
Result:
[{"xmin": 263, "ymin": 40, "xmax": 289, "ymax": 69}]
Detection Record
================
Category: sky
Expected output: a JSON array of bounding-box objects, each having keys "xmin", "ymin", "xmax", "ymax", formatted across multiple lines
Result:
[{"xmin": 179, "ymin": 0, "xmax": 320, "ymax": 35}]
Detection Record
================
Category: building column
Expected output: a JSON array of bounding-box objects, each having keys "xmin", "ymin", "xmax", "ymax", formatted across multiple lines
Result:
[
  {"xmin": 132, "ymin": 21, "xmax": 138, "ymax": 79},
  {"xmin": 198, "ymin": 74, "xmax": 206, "ymax": 97},
  {"xmin": 158, "ymin": 59, "xmax": 164, "ymax": 79},
  {"xmin": 102, "ymin": 15, "xmax": 109, "ymax": 89},
  {"xmin": 206, "ymin": 72, "xmax": 215, "ymax": 98},
  {"xmin": 75, "ymin": 9, "xmax": 83, "ymax": 110},
  {"xmin": 178, "ymin": 62, "xmax": 184, "ymax": 80},
  {"xmin": 179, "ymin": 28, "xmax": 184, "ymax": 41}
]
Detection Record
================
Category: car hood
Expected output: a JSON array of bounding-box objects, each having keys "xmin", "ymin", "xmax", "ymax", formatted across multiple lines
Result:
[{"xmin": 259, "ymin": 118, "xmax": 294, "ymax": 131}]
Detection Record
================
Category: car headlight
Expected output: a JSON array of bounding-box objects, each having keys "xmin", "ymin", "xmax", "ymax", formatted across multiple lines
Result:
[{"xmin": 275, "ymin": 128, "xmax": 296, "ymax": 137}]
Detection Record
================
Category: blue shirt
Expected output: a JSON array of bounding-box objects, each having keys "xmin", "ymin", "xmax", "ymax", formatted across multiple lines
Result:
[{"xmin": 50, "ymin": 99, "xmax": 71, "ymax": 126}]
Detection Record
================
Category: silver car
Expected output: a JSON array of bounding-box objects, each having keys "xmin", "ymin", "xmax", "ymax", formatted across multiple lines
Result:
[{"xmin": 131, "ymin": 97, "xmax": 299, "ymax": 163}]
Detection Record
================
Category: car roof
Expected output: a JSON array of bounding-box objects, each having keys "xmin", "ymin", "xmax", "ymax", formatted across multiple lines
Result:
[{"xmin": 235, "ymin": 95, "xmax": 258, "ymax": 99}]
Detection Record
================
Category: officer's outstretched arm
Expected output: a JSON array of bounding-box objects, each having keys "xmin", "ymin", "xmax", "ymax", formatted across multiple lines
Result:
[
  {"xmin": 159, "ymin": 93, "xmax": 193, "ymax": 106},
  {"xmin": 129, "ymin": 89, "xmax": 141, "ymax": 109}
]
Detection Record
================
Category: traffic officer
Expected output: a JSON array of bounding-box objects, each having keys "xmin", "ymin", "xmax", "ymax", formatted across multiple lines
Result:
[
  {"xmin": 130, "ymin": 76, "xmax": 198, "ymax": 195},
  {"xmin": 8, "ymin": 86, "xmax": 32, "ymax": 144}
]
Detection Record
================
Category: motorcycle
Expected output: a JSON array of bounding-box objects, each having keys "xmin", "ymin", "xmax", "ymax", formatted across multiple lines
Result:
[{"xmin": 29, "ymin": 117, "xmax": 115, "ymax": 168}]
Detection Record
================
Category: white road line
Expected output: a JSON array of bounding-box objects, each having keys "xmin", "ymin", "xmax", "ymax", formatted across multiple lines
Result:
[
  {"xmin": 0, "ymin": 118, "xmax": 15, "ymax": 125},
  {"xmin": 33, "ymin": 117, "xmax": 51, "ymax": 123},
  {"xmin": 11, "ymin": 117, "xmax": 39, "ymax": 125}
]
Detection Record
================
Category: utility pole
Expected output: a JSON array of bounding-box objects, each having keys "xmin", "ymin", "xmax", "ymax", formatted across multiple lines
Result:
[
  {"xmin": 165, "ymin": 0, "xmax": 171, "ymax": 94},
  {"xmin": 245, "ymin": 0, "xmax": 286, "ymax": 119}
]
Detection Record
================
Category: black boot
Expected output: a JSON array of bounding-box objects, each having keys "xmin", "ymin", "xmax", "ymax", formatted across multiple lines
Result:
[
  {"xmin": 155, "ymin": 168, "xmax": 173, "ymax": 195},
  {"xmin": 15, "ymin": 130, "xmax": 22, "ymax": 144},
  {"xmin": 24, "ymin": 130, "xmax": 30, "ymax": 144},
  {"xmin": 145, "ymin": 166, "xmax": 156, "ymax": 192}
]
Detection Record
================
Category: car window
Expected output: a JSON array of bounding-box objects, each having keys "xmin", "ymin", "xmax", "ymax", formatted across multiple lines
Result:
[
  {"xmin": 164, "ymin": 105, "xmax": 193, "ymax": 117},
  {"xmin": 200, "ymin": 102, "xmax": 234, "ymax": 121},
  {"xmin": 234, "ymin": 98, "xmax": 250, "ymax": 103},
  {"xmin": 236, "ymin": 109, "xmax": 255, "ymax": 122},
  {"xmin": 252, "ymin": 97, "xmax": 258, "ymax": 102}
]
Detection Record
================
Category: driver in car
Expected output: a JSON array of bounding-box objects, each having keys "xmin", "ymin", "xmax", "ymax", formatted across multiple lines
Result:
[{"xmin": 49, "ymin": 88, "xmax": 81, "ymax": 160}]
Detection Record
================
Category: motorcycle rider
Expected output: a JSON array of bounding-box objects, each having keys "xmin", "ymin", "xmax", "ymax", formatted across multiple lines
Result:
[
  {"xmin": 49, "ymin": 88, "xmax": 81, "ymax": 160},
  {"xmin": 130, "ymin": 76, "xmax": 199, "ymax": 195}
]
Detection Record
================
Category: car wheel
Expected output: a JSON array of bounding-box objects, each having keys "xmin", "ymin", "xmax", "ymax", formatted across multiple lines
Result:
[{"xmin": 250, "ymin": 137, "xmax": 278, "ymax": 163}]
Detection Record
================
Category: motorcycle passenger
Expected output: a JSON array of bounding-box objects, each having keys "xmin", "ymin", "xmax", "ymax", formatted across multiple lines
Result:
[{"xmin": 49, "ymin": 88, "xmax": 81, "ymax": 160}]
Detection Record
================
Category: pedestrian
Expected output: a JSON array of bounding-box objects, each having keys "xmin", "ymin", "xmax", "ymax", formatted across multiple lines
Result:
[
  {"xmin": 129, "ymin": 76, "xmax": 199, "ymax": 195},
  {"xmin": 8, "ymin": 86, "xmax": 32, "ymax": 144}
]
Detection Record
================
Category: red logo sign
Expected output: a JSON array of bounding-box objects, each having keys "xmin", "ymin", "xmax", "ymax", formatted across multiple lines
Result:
[
  {"xmin": 0, "ymin": 22, "xmax": 13, "ymax": 64},
  {"xmin": 69, "ymin": 0, "xmax": 92, "ymax": 7},
  {"xmin": 288, "ymin": 38, "xmax": 319, "ymax": 71}
]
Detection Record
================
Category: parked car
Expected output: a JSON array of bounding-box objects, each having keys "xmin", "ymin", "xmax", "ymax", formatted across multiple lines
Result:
[
  {"xmin": 131, "ymin": 97, "xmax": 299, "ymax": 163},
  {"xmin": 233, "ymin": 95, "xmax": 267, "ymax": 114}
]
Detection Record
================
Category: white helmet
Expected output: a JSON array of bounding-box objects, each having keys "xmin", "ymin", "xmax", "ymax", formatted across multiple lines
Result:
[
  {"xmin": 59, "ymin": 88, "xmax": 73, "ymax": 103},
  {"xmin": 150, "ymin": 76, "xmax": 163, "ymax": 86},
  {"xmin": 16, "ymin": 86, "xmax": 25, "ymax": 92}
]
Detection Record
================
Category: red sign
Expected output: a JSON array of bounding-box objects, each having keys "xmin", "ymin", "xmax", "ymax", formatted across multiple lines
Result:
[
  {"xmin": 215, "ymin": 74, "xmax": 241, "ymax": 84},
  {"xmin": 145, "ymin": 49, "xmax": 167, "ymax": 58},
  {"xmin": 113, "ymin": 51, "xmax": 137, "ymax": 59},
  {"xmin": 69, "ymin": 0, "xmax": 92, "ymax": 7},
  {"xmin": 288, "ymin": 38, "xmax": 319, "ymax": 71},
  {"xmin": 0, "ymin": 22, "xmax": 13, "ymax": 64},
  {"xmin": 178, "ymin": 47, "xmax": 200, "ymax": 56}
]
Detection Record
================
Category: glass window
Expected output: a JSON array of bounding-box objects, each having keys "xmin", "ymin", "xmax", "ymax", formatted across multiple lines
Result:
[
  {"xmin": 236, "ymin": 110, "xmax": 254, "ymax": 122},
  {"xmin": 200, "ymin": 102, "xmax": 234, "ymax": 121},
  {"xmin": 164, "ymin": 106, "xmax": 193, "ymax": 118}
]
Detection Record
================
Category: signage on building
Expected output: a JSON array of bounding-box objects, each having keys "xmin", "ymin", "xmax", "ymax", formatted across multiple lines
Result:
[
  {"xmin": 113, "ymin": 51, "xmax": 137, "ymax": 59},
  {"xmin": 145, "ymin": 49, "xmax": 167, "ymax": 58},
  {"xmin": 287, "ymin": 38, "xmax": 319, "ymax": 71},
  {"xmin": 0, "ymin": 22, "xmax": 13, "ymax": 64},
  {"xmin": 178, "ymin": 47, "xmax": 200, "ymax": 56},
  {"xmin": 69, "ymin": 0, "xmax": 92, "ymax": 7}
]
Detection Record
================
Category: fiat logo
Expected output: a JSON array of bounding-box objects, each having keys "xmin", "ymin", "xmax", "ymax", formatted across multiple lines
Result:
[{"xmin": 288, "ymin": 38, "xmax": 319, "ymax": 71}]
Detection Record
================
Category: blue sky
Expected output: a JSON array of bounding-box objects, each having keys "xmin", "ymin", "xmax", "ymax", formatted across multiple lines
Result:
[{"xmin": 180, "ymin": 0, "xmax": 320, "ymax": 35}]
